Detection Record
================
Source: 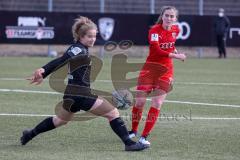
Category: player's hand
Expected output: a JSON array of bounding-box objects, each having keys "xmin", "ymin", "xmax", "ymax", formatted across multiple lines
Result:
[
  {"xmin": 169, "ymin": 53, "xmax": 186, "ymax": 61},
  {"xmin": 175, "ymin": 53, "xmax": 186, "ymax": 61},
  {"xmin": 26, "ymin": 68, "xmax": 45, "ymax": 85}
]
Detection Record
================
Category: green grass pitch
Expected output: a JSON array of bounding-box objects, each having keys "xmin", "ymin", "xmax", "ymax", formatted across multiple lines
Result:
[{"xmin": 0, "ymin": 57, "xmax": 240, "ymax": 160}]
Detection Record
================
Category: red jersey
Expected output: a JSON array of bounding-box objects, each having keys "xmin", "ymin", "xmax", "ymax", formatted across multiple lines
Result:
[{"xmin": 146, "ymin": 24, "xmax": 180, "ymax": 77}]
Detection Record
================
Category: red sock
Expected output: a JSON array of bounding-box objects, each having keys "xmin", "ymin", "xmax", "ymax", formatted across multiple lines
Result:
[
  {"xmin": 141, "ymin": 107, "xmax": 160, "ymax": 137},
  {"xmin": 131, "ymin": 106, "xmax": 143, "ymax": 133}
]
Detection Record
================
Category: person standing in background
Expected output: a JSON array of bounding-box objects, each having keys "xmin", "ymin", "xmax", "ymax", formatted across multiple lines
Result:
[{"xmin": 214, "ymin": 8, "xmax": 230, "ymax": 58}]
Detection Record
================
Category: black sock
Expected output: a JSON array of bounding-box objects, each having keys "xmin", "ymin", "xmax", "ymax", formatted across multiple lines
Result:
[
  {"xmin": 30, "ymin": 117, "xmax": 56, "ymax": 138},
  {"xmin": 109, "ymin": 117, "xmax": 135, "ymax": 146}
]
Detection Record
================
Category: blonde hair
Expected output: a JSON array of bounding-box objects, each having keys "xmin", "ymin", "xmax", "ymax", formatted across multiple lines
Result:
[
  {"xmin": 156, "ymin": 6, "xmax": 178, "ymax": 24},
  {"xmin": 72, "ymin": 16, "xmax": 97, "ymax": 42}
]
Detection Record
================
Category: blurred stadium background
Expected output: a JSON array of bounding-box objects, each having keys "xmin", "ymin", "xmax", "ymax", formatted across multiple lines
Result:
[
  {"xmin": 0, "ymin": 0, "xmax": 240, "ymax": 57},
  {"xmin": 0, "ymin": 1, "xmax": 240, "ymax": 160}
]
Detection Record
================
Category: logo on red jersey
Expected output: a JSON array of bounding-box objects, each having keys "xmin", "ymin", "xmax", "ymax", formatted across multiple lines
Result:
[
  {"xmin": 151, "ymin": 34, "xmax": 159, "ymax": 41},
  {"xmin": 172, "ymin": 32, "xmax": 177, "ymax": 39},
  {"xmin": 160, "ymin": 42, "xmax": 174, "ymax": 49}
]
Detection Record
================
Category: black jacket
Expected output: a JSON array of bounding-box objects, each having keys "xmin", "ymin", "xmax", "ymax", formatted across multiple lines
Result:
[{"xmin": 214, "ymin": 16, "xmax": 230, "ymax": 36}]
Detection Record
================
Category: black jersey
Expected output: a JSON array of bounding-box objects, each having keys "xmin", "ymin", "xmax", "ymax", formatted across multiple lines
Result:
[
  {"xmin": 42, "ymin": 42, "xmax": 97, "ymax": 112},
  {"xmin": 42, "ymin": 42, "xmax": 91, "ymax": 87}
]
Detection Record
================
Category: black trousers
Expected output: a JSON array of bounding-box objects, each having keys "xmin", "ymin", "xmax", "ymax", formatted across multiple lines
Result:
[{"xmin": 216, "ymin": 35, "xmax": 227, "ymax": 58}]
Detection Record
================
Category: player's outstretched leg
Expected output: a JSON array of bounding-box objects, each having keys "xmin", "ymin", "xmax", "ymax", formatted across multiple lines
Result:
[
  {"xmin": 89, "ymin": 98, "xmax": 149, "ymax": 151},
  {"xmin": 20, "ymin": 117, "xmax": 57, "ymax": 145},
  {"xmin": 20, "ymin": 113, "xmax": 72, "ymax": 145},
  {"xmin": 21, "ymin": 106, "xmax": 73, "ymax": 145},
  {"xmin": 109, "ymin": 117, "xmax": 149, "ymax": 151}
]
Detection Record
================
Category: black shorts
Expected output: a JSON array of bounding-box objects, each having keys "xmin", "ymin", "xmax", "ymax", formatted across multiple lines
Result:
[
  {"xmin": 62, "ymin": 85, "xmax": 98, "ymax": 112},
  {"xmin": 63, "ymin": 93, "xmax": 98, "ymax": 113}
]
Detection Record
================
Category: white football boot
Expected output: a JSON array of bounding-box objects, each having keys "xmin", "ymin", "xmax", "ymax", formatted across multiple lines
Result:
[{"xmin": 139, "ymin": 136, "xmax": 151, "ymax": 146}]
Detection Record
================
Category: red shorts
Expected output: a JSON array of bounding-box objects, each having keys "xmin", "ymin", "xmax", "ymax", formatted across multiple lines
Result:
[{"xmin": 136, "ymin": 62, "xmax": 173, "ymax": 93}]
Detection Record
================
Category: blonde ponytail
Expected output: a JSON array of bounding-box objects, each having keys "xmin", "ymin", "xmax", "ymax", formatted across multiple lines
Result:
[{"xmin": 72, "ymin": 16, "xmax": 97, "ymax": 42}]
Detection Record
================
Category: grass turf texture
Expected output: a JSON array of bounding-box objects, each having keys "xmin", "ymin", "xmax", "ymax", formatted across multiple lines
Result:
[{"xmin": 0, "ymin": 57, "xmax": 240, "ymax": 160}]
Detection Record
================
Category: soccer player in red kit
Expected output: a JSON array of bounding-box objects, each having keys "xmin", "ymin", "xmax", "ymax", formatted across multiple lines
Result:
[{"xmin": 129, "ymin": 6, "xmax": 186, "ymax": 146}]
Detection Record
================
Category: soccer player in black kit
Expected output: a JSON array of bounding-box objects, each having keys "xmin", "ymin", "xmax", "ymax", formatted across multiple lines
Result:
[{"xmin": 20, "ymin": 16, "xmax": 149, "ymax": 151}]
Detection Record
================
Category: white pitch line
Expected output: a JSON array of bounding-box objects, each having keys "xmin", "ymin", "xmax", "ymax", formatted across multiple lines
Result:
[
  {"xmin": 0, "ymin": 88, "xmax": 61, "ymax": 95},
  {"xmin": 93, "ymin": 80, "xmax": 240, "ymax": 86},
  {"xmin": 0, "ymin": 113, "xmax": 54, "ymax": 117},
  {"xmin": 190, "ymin": 117, "xmax": 240, "ymax": 120},
  {"xmin": 163, "ymin": 100, "xmax": 240, "ymax": 108},
  {"xmin": 174, "ymin": 82, "xmax": 240, "ymax": 86},
  {"xmin": 0, "ymin": 113, "xmax": 239, "ymax": 120},
  {"xmin": 0, "ymin": 78, "xmax": 240, "ymax": 86},
  {"xmin": 0, "ymin": 78, "xmax": 25, "ymax": 81},
  {"xmin": 1, "ymin": 88, "xmax": 240, "ymax": 108}
]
